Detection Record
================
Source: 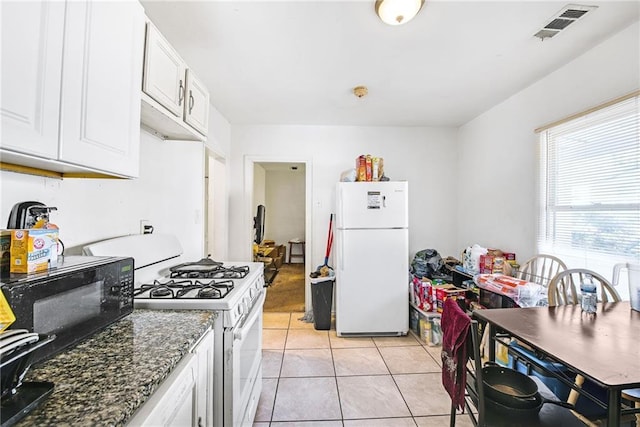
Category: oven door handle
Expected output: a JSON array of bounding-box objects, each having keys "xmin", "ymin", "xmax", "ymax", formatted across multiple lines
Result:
[{"xmin": 233, "ymin": 288, "xmax": 265, "ymax": 342}]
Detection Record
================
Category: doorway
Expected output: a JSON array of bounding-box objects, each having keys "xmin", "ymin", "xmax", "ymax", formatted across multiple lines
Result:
[
  {"xmin": 205, "ymin": 149, "xmax": 227, "ymax": 260},
  {"xmin": 247, "ymin": 158, "xmax": 312, "ymax": 314}
]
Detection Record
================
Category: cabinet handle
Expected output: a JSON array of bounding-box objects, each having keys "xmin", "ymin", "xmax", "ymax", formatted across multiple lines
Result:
[
  {"xmin": 189, "ymin": 90, "xmax": 195, "ymax": 114},
  {"xmin": 178, "ymin": 80, "xmax": 185, "ymax": 106},
  {"xmin": 198, "ymin": 416, "xmax": 203, "ymax": 427}
]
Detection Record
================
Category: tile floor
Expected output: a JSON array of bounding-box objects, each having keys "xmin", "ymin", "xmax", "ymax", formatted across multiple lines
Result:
[{"xmin": 255, "ymin": 312, "xmax": 474, "ymax": 427}]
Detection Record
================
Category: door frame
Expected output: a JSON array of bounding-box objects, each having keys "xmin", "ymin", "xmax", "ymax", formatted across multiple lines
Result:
[
  {"xmin": 244, "ymin": 156, "xmax": 313, "ymax": 313},
  {"xmin": 205, "ymin": 147, "xmax": 228, "ymax": 260}
]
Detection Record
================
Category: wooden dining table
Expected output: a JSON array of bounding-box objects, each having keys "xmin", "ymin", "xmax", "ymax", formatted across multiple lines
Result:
[{"xmin": 473, "ymin": 302, "xmax": 640, "ymax": 426}]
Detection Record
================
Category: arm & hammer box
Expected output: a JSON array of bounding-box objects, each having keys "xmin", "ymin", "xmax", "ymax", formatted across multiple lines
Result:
[{"xmin": 9, "ymin": 229, "xmax": 59, "ymax": 273}]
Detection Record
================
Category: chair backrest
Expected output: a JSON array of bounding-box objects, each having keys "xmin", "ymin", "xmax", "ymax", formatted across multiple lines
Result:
[
  {"xmin": 547, "ymin": 268, "xmax": 621, "ymax": 306},
  {"xmin": 465, "ymin": 320, "xmax": 485, "ymax": 426},
  {"xmin": 517, "ymin": 254, "xmax": 567, "ymax": 288}
]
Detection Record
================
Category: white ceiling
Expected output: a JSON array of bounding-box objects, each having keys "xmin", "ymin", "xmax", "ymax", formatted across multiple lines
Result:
[{"xmin": 141, "ymin": 1, "xmax": 639, "ymax": 127}]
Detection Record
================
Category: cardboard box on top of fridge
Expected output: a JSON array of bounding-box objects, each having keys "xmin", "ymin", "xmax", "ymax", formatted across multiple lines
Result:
[{"xmin": 9, "ymin": 229, "xmax": 59, "ymax": 273}]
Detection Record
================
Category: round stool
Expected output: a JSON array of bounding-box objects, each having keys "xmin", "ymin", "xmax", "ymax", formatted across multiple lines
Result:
[{"xmin": 288, "ymin": 240, "xmax": 305, "ymax": 264}]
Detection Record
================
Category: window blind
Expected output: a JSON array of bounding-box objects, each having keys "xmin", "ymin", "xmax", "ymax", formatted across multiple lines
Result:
[{"xmin": 538, "ymin": 95, "xmax": 640, "ymax": 284}]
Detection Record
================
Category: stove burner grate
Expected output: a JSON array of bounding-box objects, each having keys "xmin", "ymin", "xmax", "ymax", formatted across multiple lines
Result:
[
  {"xmin": 134, "ymin": 279, "xmax": 235, "ymax": 299},
  {"xmin": 169, "ymin": 265, "xmax": 249, "ymax": 280}
]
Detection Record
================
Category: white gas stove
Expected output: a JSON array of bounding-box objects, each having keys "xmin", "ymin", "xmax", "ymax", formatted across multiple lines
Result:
[
  {"xmin": 134, "ymin": 258, "xmax": 264, "ymax": 328},
  {"xmin": 83, "ymin": 234, "xmax": 265, "ymax": 427}
]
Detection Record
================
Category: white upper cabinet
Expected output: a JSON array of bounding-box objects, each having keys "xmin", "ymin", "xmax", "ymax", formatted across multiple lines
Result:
[
  {"xmin": 0, "ymin": 0, "xmax": 145, "ymax": 178},
  {"xmin": 0, "ymin": 1, "xmax": 65, "ymax": 159},
  {"xmin": 60, "ymin": 1, "xmax": 145, "ymax": 177},
  {"xmin": 143, "ymin": 23, "xmax": 187, "ymax": 118},
  {"xmin": 184, "ymin": 70, "xmax": 210, "ymax": 136},
  {"xmin": 141, "ymin": 21, "xmax": 209, "ymax": 141}
]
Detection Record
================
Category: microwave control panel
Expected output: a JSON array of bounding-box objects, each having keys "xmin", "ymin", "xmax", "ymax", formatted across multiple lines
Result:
[{"xmin": 117, "ymin": 259, "xmax": 134, "ymax": 309}]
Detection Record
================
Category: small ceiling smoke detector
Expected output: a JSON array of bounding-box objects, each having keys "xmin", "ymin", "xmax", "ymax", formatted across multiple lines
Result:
[
  {"xmin": 353, "ymin": 86, "xmax": 368, "ymax": 98},
  {"xmin": 534, "ymin": 4, "xmax": 597, "ymax": 40}
]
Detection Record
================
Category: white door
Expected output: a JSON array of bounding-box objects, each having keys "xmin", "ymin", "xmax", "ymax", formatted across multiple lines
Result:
[
  {"xmin": 336, "ymin": 228, "xmax": 409, "ymax": 335},
  {"xmin": 206, "ymin": 154, "xmax": 227, "ymax": 260},
  {"xmin": 0, "ymin": 1, "xmax": 64, "ymax": 158},
  {"xmin": 336, "ymin": 181, "xmax": 408, "ymax": 229},
  {"xmin": 59, "ymin": 0, "xmax": 144, "ymax": 177},
  {"xmin": 184, "ymin": 69, "xmax": 210, "ymax": 136},
  {"xmin": 143, "ymin": 22, "xmax": 187, "ymax": 117}
]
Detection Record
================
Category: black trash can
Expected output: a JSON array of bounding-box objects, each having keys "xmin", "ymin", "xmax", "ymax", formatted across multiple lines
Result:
[{"xmin": 310, "ymin": 277, "xmax": 334, "ymax": 330}]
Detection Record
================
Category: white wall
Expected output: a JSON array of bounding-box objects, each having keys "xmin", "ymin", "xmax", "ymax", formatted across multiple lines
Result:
[
  {"xmin": 457, "ymin": 21, "xmax": 640, "ymax": 264},
  {"xmin": 228, "ymin": 125, "xmax": 459, "ymax": 268},
  {"xmin": 204, "ymin": 103, "xmax": 232, "ymax": 159},
  {"xmin": 0, "ymin": 130, "xmax": 206, "ymax": 262},
  {"xmin": 265, "ymin": 169, "xmax": 306, "ymax": 252}
]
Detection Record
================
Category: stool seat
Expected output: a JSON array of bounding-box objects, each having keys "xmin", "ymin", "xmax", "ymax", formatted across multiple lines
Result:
[{"xmin": 288, "ymin": 240, "xmax": 305, "ymax": 264}]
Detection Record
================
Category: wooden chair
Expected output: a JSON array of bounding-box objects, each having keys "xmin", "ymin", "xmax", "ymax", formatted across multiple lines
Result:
[
  {"xmin": 547, "ymin": 268, "xmax": 621, "ymax": 307},
  {"xmin": 517, "ymin": 254, "xmax": 567, "ymax": 288}
]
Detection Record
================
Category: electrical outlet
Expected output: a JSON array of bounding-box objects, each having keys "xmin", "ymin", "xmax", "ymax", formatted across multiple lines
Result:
[{"xmin": 140, "ymin": 220, "xmax": 153, "ymax": 234}]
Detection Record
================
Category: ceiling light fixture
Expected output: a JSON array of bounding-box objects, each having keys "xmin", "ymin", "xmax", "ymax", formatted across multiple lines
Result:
[
  {"xmin": 375, "ymin": 0, "xmax": 425, "ymax": 26},
  {"xmin": 353, "ymin": 86, "xmax": 368, "ymax": 98}
]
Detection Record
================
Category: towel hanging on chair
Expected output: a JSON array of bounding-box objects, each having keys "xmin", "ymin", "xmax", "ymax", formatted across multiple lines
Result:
[{"xmin": 441, "ymin": 298, "xmax": 471, "ymax": 410}]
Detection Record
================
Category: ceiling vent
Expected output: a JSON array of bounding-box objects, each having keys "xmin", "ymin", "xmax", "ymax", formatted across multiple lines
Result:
[{"xmin": 533, "ymin": 4, "xmax": 597, "ymax": 40}]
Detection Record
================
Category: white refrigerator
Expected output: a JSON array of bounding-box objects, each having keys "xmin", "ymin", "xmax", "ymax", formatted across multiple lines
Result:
[{"xmin": 335, "ymin": 181, "xmax": 409, "ymax": 336}]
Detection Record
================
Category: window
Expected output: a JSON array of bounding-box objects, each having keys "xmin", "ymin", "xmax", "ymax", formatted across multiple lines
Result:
[{"xmin": 537, "ymin": 94, "xmax": 640, "ymax": 292}]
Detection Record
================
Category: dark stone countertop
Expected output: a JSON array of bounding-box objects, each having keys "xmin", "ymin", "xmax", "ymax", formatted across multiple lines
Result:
[{"xmin": 14, "ymin": 309, "xmax": 216, "ymax": 426}]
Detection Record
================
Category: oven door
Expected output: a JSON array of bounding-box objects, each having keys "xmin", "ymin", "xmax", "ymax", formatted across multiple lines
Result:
[{"xmin": 225, "ymin": 287, "xmax": 265, "ymax": 426}]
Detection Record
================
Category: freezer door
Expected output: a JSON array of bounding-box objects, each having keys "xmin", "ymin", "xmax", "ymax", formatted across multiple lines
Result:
[
  {"xmin": 335, "ymin": 228, "xmax": 409, "ymax": 335},
  {"xmin": 336, "ymin": 181, "xmax": 408, "ymax": 229}
]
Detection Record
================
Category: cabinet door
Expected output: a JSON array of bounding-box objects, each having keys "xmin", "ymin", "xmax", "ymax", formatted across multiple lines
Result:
[
  {"xmin": 143, "ymin": 22, "xmax": 187, "ymax": 118},
  {"xmin": 59, "ymin": 0, "xmax": 145, "ymax": 177},
  {"xmin": 184, "ymin": 70, "xmax": 210, "ymax": 136},
  {"xmin": 0, "ymin": 1, "xmax": 64, "ymax": 159},
  {"xmin": 193, "ymin": 329, "xmax": 214, "ymax": 427},
  {"xmin": 127, "ymin": 354, "xmax": 198, "ymax": 426}
]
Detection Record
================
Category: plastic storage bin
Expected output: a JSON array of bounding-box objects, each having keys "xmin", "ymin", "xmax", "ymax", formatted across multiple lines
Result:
[
  {"xmin": 508, "ymin": 342, "xmax": 607, "ymax": 417},
  {"xmin": 310, "ymin": 277, "xmax": 334, "ymax": 330},
  {"xmin": 508, "ymin": 342, "xmax": 574, "ymax": 401}
]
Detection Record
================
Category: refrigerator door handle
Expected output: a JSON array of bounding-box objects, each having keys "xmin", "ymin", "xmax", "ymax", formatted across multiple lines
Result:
[{"xmin": 339, "ymin": 232, "xmax": 344, "ymax": 271}]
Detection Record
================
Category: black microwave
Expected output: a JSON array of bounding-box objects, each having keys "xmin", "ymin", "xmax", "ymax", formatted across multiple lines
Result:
[{"xmin": 1, "ymin": 256, "xmax": 134, "ymax": 364}]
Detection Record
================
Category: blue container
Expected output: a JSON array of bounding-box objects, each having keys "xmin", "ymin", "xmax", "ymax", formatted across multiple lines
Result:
[
  {"xmin": 508, "ymin": 343, "xmax": 607, "ymax": 417},
  {"xmin": 508, "ymin": 343, "xmax": 573, "ymax": 401}
]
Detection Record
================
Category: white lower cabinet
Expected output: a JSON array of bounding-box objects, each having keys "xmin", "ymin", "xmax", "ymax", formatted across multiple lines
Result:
[
  {"xmin": 193, "ymin": 329, "xmax": 215, "ymax": 427},
  {"xmin": 127, "ymin": 353, "xmax": 198, "ymax": 426},
  {"xmin": 127, "ymin": 328, "xmax": 214, "ymax": 427},
  {"xmin": 0, "ymin": 0, "xmax": 145, "ymax": 178}
]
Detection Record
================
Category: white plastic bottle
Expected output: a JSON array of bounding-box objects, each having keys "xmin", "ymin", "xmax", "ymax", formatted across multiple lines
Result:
[{"xmin": 580, "ymin": 276, "xmax": 597, "ymax": 314}]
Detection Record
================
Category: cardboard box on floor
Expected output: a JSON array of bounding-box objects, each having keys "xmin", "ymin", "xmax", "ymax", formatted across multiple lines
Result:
[{"xmin": 273, "ymin": 244, "xmax": 286, "ymax": 268}]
